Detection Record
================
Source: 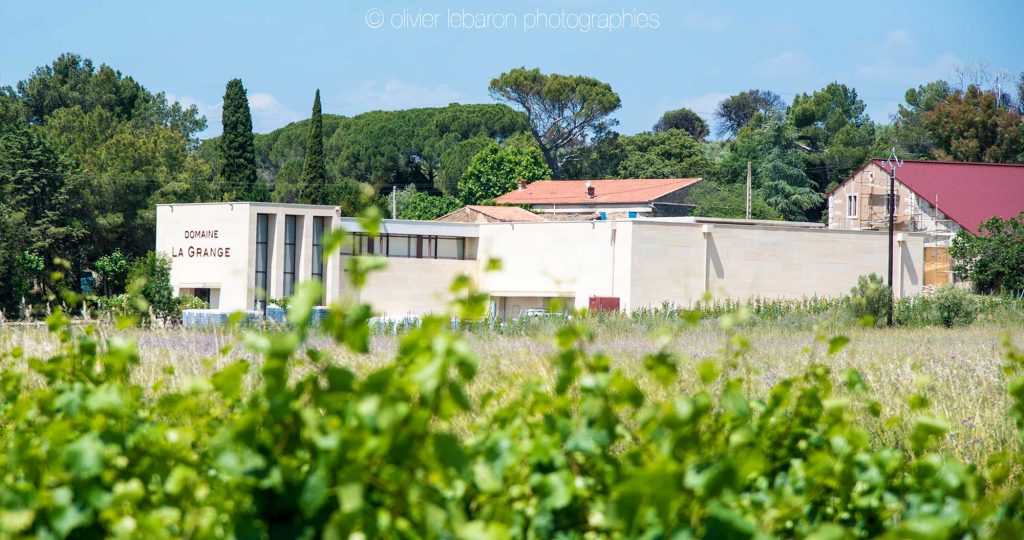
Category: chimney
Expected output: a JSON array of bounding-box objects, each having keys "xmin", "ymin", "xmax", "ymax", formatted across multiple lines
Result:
[
  {"xmin": 586, "ymin": 180, "xmax": 595, "ymax": 199},
  {"xmin": 517, "ymin": 178, "xmax": 527, "ymax": 191}
]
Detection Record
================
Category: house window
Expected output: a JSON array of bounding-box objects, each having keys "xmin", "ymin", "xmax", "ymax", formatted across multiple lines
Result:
[
  {"xmin": 883, "ymin": 195, "xmax": 900, "ymax": 216},
  {"xmin": 312, "ymin": 216, "xmax": 325, "ymax": 283},
  {"xmin": 283, "ymin": 215, "xmax": 297, "ymax": 297},
  {"xmin": 254, "ymin": 213, "xmax": 269, "ymax": 311},
  {"xmin": 846, "ymin": 195, "xmax": 858, "ymax": 217}
]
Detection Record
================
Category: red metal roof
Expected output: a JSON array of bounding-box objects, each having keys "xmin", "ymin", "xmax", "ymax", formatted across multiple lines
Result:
[
  {"xmin": 864, "ymin": 159, "xmax": 1024, "ymax": 233},
  {"xmin": 494, "ymin": 178, "xmax": 703, "ymax": 205},
  {"xmin": 465, "ymin": 205, "xmax": 545, "ymax": 222}
]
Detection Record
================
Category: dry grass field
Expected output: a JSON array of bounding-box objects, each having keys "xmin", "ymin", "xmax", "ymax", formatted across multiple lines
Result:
[{"xmin": 4, "ymin": 318, "xmax": 1021, "ymax": 465}]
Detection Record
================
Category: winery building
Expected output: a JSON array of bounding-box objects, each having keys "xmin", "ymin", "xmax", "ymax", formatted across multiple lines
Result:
[{"xmin": 156, "ymin": 202, "xmax": 925, "ymax": 318}]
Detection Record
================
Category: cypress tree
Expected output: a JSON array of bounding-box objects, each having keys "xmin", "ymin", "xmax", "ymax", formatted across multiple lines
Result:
[
  {"xmin": 220, "ymin": 79, "xmax": 260, "ymax": 200},
  {"xmin": 299, "ymin": 89, "xmax": 328, "ymax": 205}
]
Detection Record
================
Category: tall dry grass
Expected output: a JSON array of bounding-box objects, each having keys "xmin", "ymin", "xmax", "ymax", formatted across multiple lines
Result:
[{"xmin": 2, "ymin": 320, "xmax": 1020, "ymax": 464}]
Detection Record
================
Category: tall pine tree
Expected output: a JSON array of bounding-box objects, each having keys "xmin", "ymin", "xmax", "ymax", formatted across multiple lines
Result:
[
  {"xmin": 299, "ymin": 89, "xmax": 328, "ymax": 204},
  {"xmin": 220, "ymin": 79, "xmax": 261, "ymax": 200}
]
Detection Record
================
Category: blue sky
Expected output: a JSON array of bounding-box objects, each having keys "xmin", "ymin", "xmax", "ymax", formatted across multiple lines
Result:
[{"xmin": 2, "ymin": 0, "xmax": 1021, "ymax": 138}]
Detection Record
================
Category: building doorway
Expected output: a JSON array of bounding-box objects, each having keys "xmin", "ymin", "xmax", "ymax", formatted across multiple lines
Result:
[{"xmin": 924, "ymin": 247, "xmax": 952, "ymax": 286}]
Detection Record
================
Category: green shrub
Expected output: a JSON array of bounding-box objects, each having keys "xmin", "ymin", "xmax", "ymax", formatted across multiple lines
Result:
[
  {"xmin": 848, "ymin": 273, "xmax": 891, "ymax": 326},
  {"xmin": 4, "ymin": 269, "xmax": 1024, "ymax": 537},
  {"xmin": 177, "ymin": 294, "xmax": 209, "ymax": 311},
  {"xmin": 268, "ymin": 296, "xmax": 290, "ymax": 310},
  {"xmin": 932, "ymin": 284, "xmax": 977, "ymax": 327},
  {"xmin": 128, "ymin": 251, "xmax": 177, "ymax": 323},
  {"xmin": 94, "ymin": 293, "xmax": 135, "ymax": 318},
  {"xmin": 93, "ymin": 249, "xmax": 131, "ymax": 295},
  {"xmin": 950, "ymin": 212, "xmax": 1024, "ymax": 294}
]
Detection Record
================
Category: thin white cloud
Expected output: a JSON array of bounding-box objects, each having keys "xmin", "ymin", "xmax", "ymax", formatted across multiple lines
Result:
[
  {"xmin": 674, "ymin": 91, "xmax": 729, "ymax": 122},
  {"xmin": 753, "ymin": 51, "xmax": 815, "ymax": 78},
  {"xmin": 339, "ymin": 79, "xmax": 466, "ymax": 112},
  {"xmin": 166, "ymin": 92, "xmax": 302, "ymax": 137},
  {"xmin": 681, "ymin": 13, "xmax": 730, "ymax": 32},
  {"xmin": 247, "ymin": 92, "xmax": 303, "ymax": 133}
]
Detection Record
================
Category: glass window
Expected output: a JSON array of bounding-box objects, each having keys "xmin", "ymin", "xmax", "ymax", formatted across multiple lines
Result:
[
  {"xmin": 254, "ymin": 214, "xmax": 269, "ymax": 311},
  {"xmin": 312, "ymin": 217, "xmax": 324, "ymax": 282},
  {"xmin": 436, "ymin": 237, "xmax": 465, "ymax": 259},
  {"xmin": 340, "ymin": 232, "xmax": 354, "ymax": 255},
  {"xmin": 386, "ymin": 235, "xmax": 411, "ymax": 257},
  {"xmin": 283, "ymin": 215, "xmax": 297, "ymax": 297},
  {"xmin": 847, "ymin": 195, "xmax": 858, "ymax": 217}
]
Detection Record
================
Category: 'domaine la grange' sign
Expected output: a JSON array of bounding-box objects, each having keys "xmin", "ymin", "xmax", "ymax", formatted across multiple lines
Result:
[{"xmin": 170, "ymin": 229, "xmax": 232, "ymax": 258}]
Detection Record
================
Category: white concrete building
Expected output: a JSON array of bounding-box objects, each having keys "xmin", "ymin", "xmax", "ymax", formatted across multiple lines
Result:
[{"xmin": 156, "ymin": 202, "xmax": 925, "ymax": 318}]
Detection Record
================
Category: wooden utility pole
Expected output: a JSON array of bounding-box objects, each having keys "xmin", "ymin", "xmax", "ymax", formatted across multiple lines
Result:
[
  {"xmin": 745, "ymin": 161, "xmax": 752, "ymax": 220},
  {"xmin": 881, "ymin": 148, "xmax": 903, "ymax": 327},
  {"xmin": 391, "ymin": 185, "xmax": 397, "ymax": 218}
]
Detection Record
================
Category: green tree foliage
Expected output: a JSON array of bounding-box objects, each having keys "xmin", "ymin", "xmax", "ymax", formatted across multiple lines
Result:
[
  {"xmin": 298, "ymin": 90, "xmax": 328, "ymax": 204},
  {"xmin": 329, "ymin": 105, "xmax": 528, "ymax": 189},
  {"xmin": 93, "ymin": 249, "xmax": 131, "ymax": 296},
  {"xmin": 330, "ymin": 178, "xmax": 373, "ymax": 217},
  {"xmin": 15, "ymin": 53, "xmax": 205, "ymax": 143},
  {"xmin": 221, "ymin": 78, "xmax": 263, "ymax": 200},
  {"xmin": 2, "ymin": 54, "xmax": 212, "ymax": 268},
  {"xmin": 0, "ymin": 126, "xmax": 89, "ymax": 297},
  {"xmin": 0, "ymin": 203, "xmax": 32, "ymax": 315},
  {"xmin": 922, "ymin": 85, "xmax": 1024, "ymax": 163},
  {"xmin": 653, "ymin": 108, "xmax": 709, "ymax": 141},
  {"xmin": 489, "ymin": 67, "xmax": 621, "ymax": 178},
  {"xmin": 435, "ymin": 136, "xmax": 493, "ymax": 196},
  {"xmin": 400, "ymin": 191, "xmax": 463, "ymax": 220},
  {"xmin": 458, "ymin": 141, "xmax": 551, "ymax": 204},
  {"xmin": 378, "ymin": 183, "xmax": 465, "ymax": 220},
  {"xmin": 715, "ymin": 118, "xmax": 823, "ymax": 221},
  {"xmin": 890, "ymin": 80, "xmax": 952, "ymax": 157},
  {"xmin": 950, "ymin": 212, "xmax": 1024, "ymax": 294},
  {"xmin": 614, "ymin": 129, "xmax": 712, "ymax": 179},
  {"xmin": 1017, "ymin": 72, "xmax": 1024, "ymax": 115},
  {"xmin": 713, "ymin": 89, "xmax": 783, "ymax": 138},
  {"xmin": 0, "ymin": 87, "xmax": 27, "ymax": 133},
  {"xmin": 48, "ymin": 112, "xmax": 214, "ymax": 255},
  {"xmin": 247, "ymin": 104, "xmax": 526, "ymax": 202},
  {"xmin": 790, "ymin": 82, "xmax": 878, "ymax": 191},
  {"xmin": 686, "ymin": 181, "xmax": 782, "ymax": 220}
]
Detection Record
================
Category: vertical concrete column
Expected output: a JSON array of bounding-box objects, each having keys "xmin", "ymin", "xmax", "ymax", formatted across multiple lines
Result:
[
  {"xmin": 326, "ymin": 215, "xmax": 344, "ymax": 305},
  {"xmin": 702, "ymin": 224, "xmax": 714, "ymax": 295},
  {"xmin": 269, "ymin": 211, "xmax": 285, "ymax": 299},
  {"xmin": 896, "ymin": 233, "xmax": 906, "ymax": 298}
]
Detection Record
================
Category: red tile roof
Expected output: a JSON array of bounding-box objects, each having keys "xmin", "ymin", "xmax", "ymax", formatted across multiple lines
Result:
[
  {"xmin": 864, "ymin": 159, "xmax": 1024, "ymax": 233},
  {"xmin": 465, "ymin": 205, "xmax": 545, "ymax": 222},
  {"xmin": 494, "ymin": 178, "xmax": 702, "ymax": 205}
]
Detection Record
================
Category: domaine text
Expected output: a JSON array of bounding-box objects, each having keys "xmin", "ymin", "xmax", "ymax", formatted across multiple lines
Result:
[{"xmin": 170, "ymin": 229, "xmax": 231, "ymax": 258}]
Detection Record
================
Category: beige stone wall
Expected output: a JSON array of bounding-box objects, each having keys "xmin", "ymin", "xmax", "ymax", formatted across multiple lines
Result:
[
  {"xmin": 155, "ymin": 203, "xmax": 253, "ymax": 309},
  {"xmin": 476, "ymin": 221, "xmax": 633, "ymax": 310},
  {"xmin": 628, "ymin": 221, "xmax": 924, "ymax": 308},
  {"xmin": 351, "ymin": 257, "xmax": 477, "ymax": 317}
]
